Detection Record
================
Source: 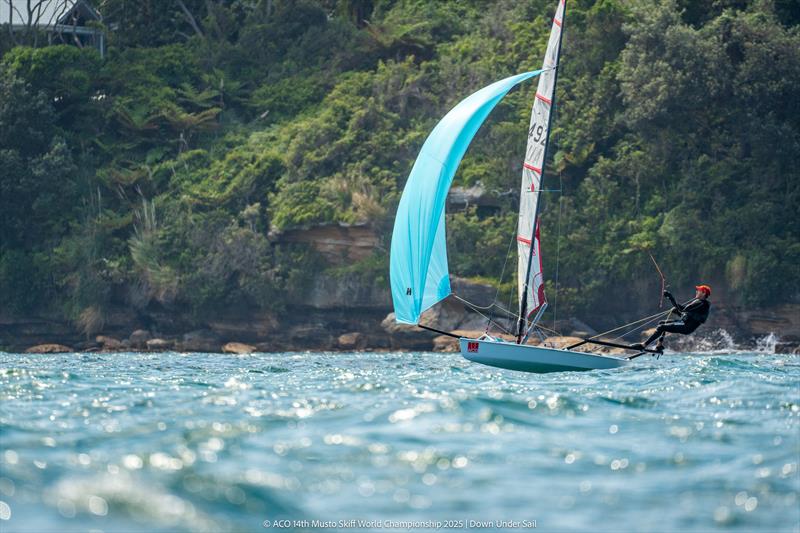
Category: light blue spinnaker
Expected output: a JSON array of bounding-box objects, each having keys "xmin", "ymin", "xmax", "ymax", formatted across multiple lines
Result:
[{"xmin": 390, "ymin": 70, "xmax": 544, "ymax": 324}]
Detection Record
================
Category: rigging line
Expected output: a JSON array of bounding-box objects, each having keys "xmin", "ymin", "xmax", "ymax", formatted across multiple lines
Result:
[
  {"xmin": 452, "ymin": 293, "xmax": 515, "ymax": 322},
  {"xmin": 583, "ymin": 310, "xmax": 672, "ymax": 342},
  {"xmin": 453, "ymin": 294, "xmax": 511, "ymax": 335},
  {"xmin": 605, "ymin": 312, "xmax": 657, "ymax": 339},
  {"xmin": 452, "ymin": 294, "xmax": 518, "ymax": 335},
  {"xmin": 517, "ymin": 303, "xmax": 563, "ymax": 337},
  {"xmin": 491, "ymin": 300, "xmax": 523, "ymax": 320},
  {"xmin": 607, "ymin": 310, "xmax": 670, "ymax": 335},
  {"xmin": 610, "ymin": 316, "xmax": 661, "ymax": 342},
  {"xmin": 605, "ymin": 310, "xmax": 671, "ymax": 337},
  {"xmin": 518, "ymin": 308, "xmax": 564, "ymax": 340},
  {"xmin": 553, "ymin": 171, "xmax": 564, "ymax": 331},
  {"xmin": 488, "ymin": 227, "xmax": 519, "ymax": 330},
  {"xmin": 453, "ymin": 294, "xmax": 523, "ymax": 326},
  {"xmin": 533, "ymin": 322, "xmax": 562, "ymax": 337},
  {"xmin": 648, "ymin": 251, "xmax": 667, "ymax": 308},
  {"xmin": 452, "ymin": 293, "xmax": 497, "ymax": 311},
  {"xmin": 466, "ymin": 308, "xmax": 513, "ymax": 335},
  {"xmin": 519, "ymin": 319, "xmax": 563, "ymax": 346},
  {"xmin": 507, "ymin": 270, "xmax": 517, "ymax": 331},
  {"xmin": 608, "ymin": 313, "xmax": 665, "ymax": 343}
]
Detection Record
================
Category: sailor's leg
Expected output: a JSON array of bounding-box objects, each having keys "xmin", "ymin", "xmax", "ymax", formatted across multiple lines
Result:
[
  {"xmin": 643, "ymin": 324, "xmax": 666, "ymax": 347},
  {"xmin": 655, "ymin": 332, "xmax": 666, "ymax": 353},
  {"xmin": 659, "ymin": 321, "xmax": 695, "ymax": 335},
  {"xmin": 642, "ymin": 320, "xmax": 685, "ymax": 347}
]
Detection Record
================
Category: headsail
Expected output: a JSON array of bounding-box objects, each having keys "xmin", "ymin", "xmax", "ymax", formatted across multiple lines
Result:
[
  {"xmin": 391, "ymin": 70, "xmax": 544, "ymax": 324},
  {"xmin": 517, "ymin": 0, "xmax": 565, "ymax": 327}
]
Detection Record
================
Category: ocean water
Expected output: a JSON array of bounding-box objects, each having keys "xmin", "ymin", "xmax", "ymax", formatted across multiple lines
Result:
[{"xmin": 0, "ymin": 349, "xmax": 798, "ymax": 533}]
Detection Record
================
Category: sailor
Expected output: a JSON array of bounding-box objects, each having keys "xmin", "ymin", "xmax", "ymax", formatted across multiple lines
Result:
[{"xmin": 633, "ymin": 285, "xmax": 712, "ymax": 352}]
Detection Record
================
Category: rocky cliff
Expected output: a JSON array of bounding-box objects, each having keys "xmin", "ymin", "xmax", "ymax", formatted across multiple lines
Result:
[
  {"xmin": 269, "ymin": 223, "xmax": 380, "ymax": 265},
  {"xmin": 2, "ymin": 275, "xmax": 797, "ymax": 354},
  {"xmin": 1, "ymin": 223, "xmax": 797, "ymax": 354}
]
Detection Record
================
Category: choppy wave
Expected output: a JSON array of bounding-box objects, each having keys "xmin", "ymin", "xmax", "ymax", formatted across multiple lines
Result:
[
  {"xmin": 660, "ymin": 329, "xmax": 794, "ymax": 356},
  {"xmin": 0, "ymin": 350, "xmax": 798, "ymax": 532}
]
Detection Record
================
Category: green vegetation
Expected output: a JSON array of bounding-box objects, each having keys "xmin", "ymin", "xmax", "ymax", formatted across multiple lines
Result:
[{"xmin": 1, "ymin": 0, "xmax": 798, "ymax": 331}]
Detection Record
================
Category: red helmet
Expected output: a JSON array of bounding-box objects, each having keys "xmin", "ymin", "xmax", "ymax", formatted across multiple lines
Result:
[{"xmin": 695, "ymin": 284, "xmax": 711, "ymax": 296}]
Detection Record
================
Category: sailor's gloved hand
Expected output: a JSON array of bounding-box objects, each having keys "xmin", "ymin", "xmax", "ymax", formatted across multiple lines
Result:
[{"xmin": 663, "ymin": 290, "xmax": 673, "ymax": 299}]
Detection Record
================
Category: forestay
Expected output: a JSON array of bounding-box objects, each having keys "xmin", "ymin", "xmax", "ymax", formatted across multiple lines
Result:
[
  {"xmin": 390, "ymin": 70, "xmax": 544, "ymax": 324},
  {"xmin": 517, "ymin": 0, "xmax": 565, "ymax": 322}
]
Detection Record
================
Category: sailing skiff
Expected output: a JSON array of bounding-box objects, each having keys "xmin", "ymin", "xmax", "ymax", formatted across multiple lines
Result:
[{"xmin": 389, "ymin": 0, "xmax": 653, "ymax": 373}]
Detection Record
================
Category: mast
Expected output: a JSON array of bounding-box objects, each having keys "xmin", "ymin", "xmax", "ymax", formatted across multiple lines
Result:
[{"xmin": 516, "ymin": 0, "xmax": 566, "ymax": 342}]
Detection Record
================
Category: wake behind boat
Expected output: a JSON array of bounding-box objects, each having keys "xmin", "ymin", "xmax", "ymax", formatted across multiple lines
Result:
[{"xmin": 388, "ymin": 0, "xmax": 663, "ymax": 373}]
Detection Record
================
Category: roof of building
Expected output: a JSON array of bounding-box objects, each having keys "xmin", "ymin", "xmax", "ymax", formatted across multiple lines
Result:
[{"xmin": 0, "ymin": 0, "xmax": 100, "ymax": 28}]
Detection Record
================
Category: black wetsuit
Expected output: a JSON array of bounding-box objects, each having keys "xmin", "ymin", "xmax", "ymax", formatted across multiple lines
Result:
[{"xmin": 644, "ymin": 294, "xmax": 711, "ymax": 346}]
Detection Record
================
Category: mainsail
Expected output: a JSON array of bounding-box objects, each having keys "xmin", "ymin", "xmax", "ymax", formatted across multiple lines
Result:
[
  {"xmin": 517, "ymin": 0, "xmax": 565, "ymax": 329},
  {"xmin": 390, "ymin": 70, "xmax": 544, "ymax": 324}
]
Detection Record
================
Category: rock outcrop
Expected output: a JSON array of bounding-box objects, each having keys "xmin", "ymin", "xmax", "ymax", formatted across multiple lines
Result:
[
  {"xmin": 432, "ymin": 335, "xmax": 459, "ymax": 352},
  {"xmin": 381, "ymin": 313, "xmax": 434, "ymax": 349},
  {"xmin": 270, "ymin": 223, "xmax": 379, "ymax": 265},
  {"xmin": 177, "ymin": 330, "xmax": 221, "ymax": 352},
  {"xmin": 562, "ymin": 318, "xmax": 598, "ymax": 338},
  {"xmin": 450, "ymin": 277, "xmax": 496, "ymax": 309},
  {"xmin": 337, "ymin": 332, "xmax": 367, "ymax": 350},
  {"xmin": 207, "ymin": 313, "xmax": 279, "ymax": 342},
  {"xmin": 96, "ymin": 335, "xmax": 122, "ymax": 350},
  {"xmin": 740, "ymin": 304, "xmax": 800, "ymax": 341},
  {"xmin": 222, "ymin": 342, "xmax": 257, "ymax": 354},
  {"xmin": 0, "ymin": 315, "xmax": 81, "ymax": 352},
  {"xmin": 146, "ymin": 338, "xmax": 173, "ymax": 351},
  {"xmin": 304, "ymin": 273, "xmax": 389, "ymax": 310},
  {"xmin": 25, "ymin": 343, "xmax": 73, "ymax": 353},
  {"xmin": 128, "ymin": 329, "xmax": 151, "ymax": 349}
]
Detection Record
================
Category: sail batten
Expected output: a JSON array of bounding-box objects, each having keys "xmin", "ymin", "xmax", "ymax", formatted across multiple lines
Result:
[
  {"xmin": 390, "ymin": 70, "xmax": 544, "ymax": 325},
  {"xmin": 517, "ymin": 0, "xmax": 566, "ymax": 330}
]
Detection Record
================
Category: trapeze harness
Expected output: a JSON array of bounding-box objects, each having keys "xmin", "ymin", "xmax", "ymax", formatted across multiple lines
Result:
[{"xmin": 644, "ymin": 294, "xmax": 711, "ymax": 346}]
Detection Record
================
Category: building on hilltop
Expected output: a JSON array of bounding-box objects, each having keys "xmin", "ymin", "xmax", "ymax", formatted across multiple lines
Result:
[{"xmin": 1, "ymin": 0, "xmax": 105, "ymax": 57}]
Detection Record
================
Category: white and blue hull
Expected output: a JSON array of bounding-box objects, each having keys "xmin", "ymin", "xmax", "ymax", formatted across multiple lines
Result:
[{"xmin": 460, "ymin": 337, "xmax": 629, "ymax": 373}]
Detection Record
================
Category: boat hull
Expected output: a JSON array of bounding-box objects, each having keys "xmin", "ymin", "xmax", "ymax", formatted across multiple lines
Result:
[{"xmin": 460, "ymin": 338, "xmax": 629, "ymax": 373}]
